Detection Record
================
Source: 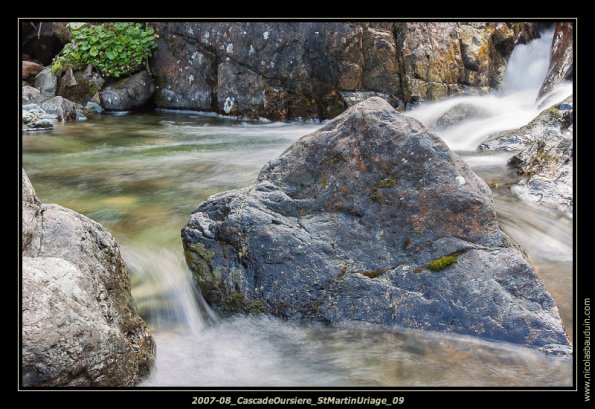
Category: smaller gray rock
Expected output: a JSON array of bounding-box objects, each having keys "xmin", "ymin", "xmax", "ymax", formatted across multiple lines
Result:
[
  {"xmin": 29, "ymin": 119, "xmax": 54, "ymax": 129},
  {"xmin": 509, "ymin": 136, "xmax": 573, "ymax": 215},
  {"xmin": 38, "ymin": 113, "xmax": 58, "ymax": 121},
  {"xmin": 434, "ymin": 103, "xmax": 488, "ymax": 129},
  {"xmin": 58, "ymin": 67, "xmax": 106, "ymax": 104},
  {"xmin": 22, "ymin": 85, "xmax": 41, "ymax": 105},
  {"xmin": 22, "ymin": 110, "xmax": 34, "ymax": 124},
  {"xmin": 34, "ymin": 67, "xmax": 58, "ymax": 100},
  {"xmin": 22, "ymin": 103, "xmax": 42, "ymax": 111},
  {"xmin": 41, "ymin": 96, "xmax": 80, "ymax": 121},
  {"xmin": 75, "ymin": 109, "xmax": 87, "ymax": 121},
  {"xmin": 85, "ymin": 101, "xmax": 104, "ymax": 113},
  {"xmin": 99, "ymin": 70, "xmax": 155, "ymax": 111}
]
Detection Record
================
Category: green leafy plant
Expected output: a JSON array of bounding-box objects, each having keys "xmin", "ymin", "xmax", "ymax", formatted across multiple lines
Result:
[{"xmin": 51, "ymin": 22, "xmax": 158, "ymax": 79}]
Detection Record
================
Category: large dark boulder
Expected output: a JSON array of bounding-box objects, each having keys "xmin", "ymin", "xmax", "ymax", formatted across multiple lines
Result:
[
  {"xmin": 182, "ymin": 97, "xmax": 569, "ymax": 349},
  {"xmin": 22, "ymin": 170, "xmax": 155, "ymax": 386},
  {"xmin": 151, "ymin": 22, "xmax": 538, "ymax": 120}
]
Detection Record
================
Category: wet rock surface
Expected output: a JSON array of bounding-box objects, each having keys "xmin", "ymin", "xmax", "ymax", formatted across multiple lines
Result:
[
  {"xmin": 21, "ymin": 171, "xmax": 155, "ymax": 386},
  {"xmin": 182, "ymin": 97, "xmax": 569, "ymax": 349},
  {"xmin": 537, "ymin": 22, "xmax": 573, "ymax": 100},
  {"xmin": 151, "ymin": 22, "xmax": 538, "ymax": 120}
]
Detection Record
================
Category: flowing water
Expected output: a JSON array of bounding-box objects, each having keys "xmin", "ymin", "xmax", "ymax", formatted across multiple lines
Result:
[{"xmin": 21, "ymin": 30, "xmax": 573, "ymax": 387}]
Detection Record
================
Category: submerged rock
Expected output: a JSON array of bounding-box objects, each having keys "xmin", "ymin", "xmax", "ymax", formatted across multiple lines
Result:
[
  {"xmin": 182, "ymin": 97, "xmax": 569, "ymax": 349},
  {"xmin": 99, "ymin": 70, "xmax": 155, "ymax": 111},
  {"xmin": 21, "ymin": 171, "xmax": 155, "ymax": 386},
  {"xmin": 434, "ymin": 103, "xmax": 489, "ymax": 129}
]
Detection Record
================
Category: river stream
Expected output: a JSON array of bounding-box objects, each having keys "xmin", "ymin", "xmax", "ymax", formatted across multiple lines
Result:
[{"xmin": 21, "ymin": 29, "xmax": 573, "ymax": 387}]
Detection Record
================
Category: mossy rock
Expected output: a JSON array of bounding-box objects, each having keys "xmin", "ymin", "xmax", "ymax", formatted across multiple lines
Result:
[
  {"xmin": 222, "ymin": 290, "xmax": 267, "ymax": 315},
  {"xmin": 426, "ymin": 255, "xmax": 457, "ymax": 271}
]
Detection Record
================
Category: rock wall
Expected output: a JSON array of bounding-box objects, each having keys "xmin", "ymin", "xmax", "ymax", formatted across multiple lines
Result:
[
  {"xmin": 538, "ymin": 22, "xmax": 573, "ymax": 100},
  {"xmin": 151, "ymin": 22, "xmax": 539, "ymax": 120},
  {"xmin": 21, "ymin": 170, "xmax": 155, "ymax": 386},
  {"xmin": 182, "ymin": 98, "xmax": 569, "ymax": 349}
]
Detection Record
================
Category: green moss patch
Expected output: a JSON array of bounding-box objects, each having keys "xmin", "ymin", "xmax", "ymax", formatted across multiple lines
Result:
[
  {"xmin": 427, "ymin": 255, "xmax": 457, "ymax": 271},
  {"xmin": 377, "ymin": 177, "xmax": 397, "ymax": 188},
  {"xmin": 222, "ymin": 290, "xmax": 267, "ymax": 314},
  {"xmin": 371, "ymin": 177, "xmax": 397, "ymax": 201}
]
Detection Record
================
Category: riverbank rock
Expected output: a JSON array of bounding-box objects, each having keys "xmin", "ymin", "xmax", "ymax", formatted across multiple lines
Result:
[
  {"xmin": 22, "ymin": 85, "xmax": 41, "ymax": 105},
  {"xmin": 22, "ymin": 104, "xmax": 57, "ymax": 132},
  {"xmin": 21, "ymin": 171, "xmax": 155, "ymax": 386},
  {"xmin": 57, "ymin": 66, "xmax": 106, "ymax": 105},
  {"xmin": 151, "ymin": 22, "xmax": 538, "ymax": 120},
  {"xmin": 99, "ymin": 70, "xmax": 155, "ymax": 111},
  {"xmin": 478, "ymin": 96, "xmax": 572, "ymax": 152},
  {"xmin": 182, "ymin": 97, "xmax": 569, "ymax": 349},
  {"xmin": 509, "ymin": 135, "xmax": 573, "ymax": 215},
  {"xmin": 537, "ymin": 22, "xmax": 573, "ymax": 101},
  {"xmin": 507, "ymin": 98, "xmax": 573, "ymax": 214},
  {"xmin": 34, "ymin": 67, "xmax": 57, "ymax": 100},
  {"xmin": 477, "ymin": 94, "xmax": 574, "ymax": 214},
  {"xmin": 22, "ymin": 61, "xmax": 43, "ymax": 80},
  {"xmin": 41, "ymin": 96, "xmax": 80, "ymax": 121}
]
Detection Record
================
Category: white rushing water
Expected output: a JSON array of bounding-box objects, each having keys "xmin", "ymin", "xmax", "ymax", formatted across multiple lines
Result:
[{"xmin": 407, "ymin": 29, "xmax": 572, "ymax": 151}]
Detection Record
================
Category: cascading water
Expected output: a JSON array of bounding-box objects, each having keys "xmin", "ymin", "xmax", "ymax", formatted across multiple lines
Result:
[
  {"xmin": 501, "ymin": 29, "xmax": 554, "ymax": 93},
  {"xmin": 21, "ymin": 29, "xmax": 573, "ymax": 386},
  {"xmin": 406, "ymin": 29, "xmax": 572, "ymax": 151}
]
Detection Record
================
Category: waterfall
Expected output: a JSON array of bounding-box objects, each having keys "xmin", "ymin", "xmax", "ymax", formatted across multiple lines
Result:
[
  {"xmin": 125, "ymin": 246, "xmax": 216, "ymax": 336},
  {"xmin": 501, "ymin": 29, "xmax": 554, "ymax": 93},
  {"xmin": 406, "ymin": 29, "xmax": 571, "ymax": 151}
]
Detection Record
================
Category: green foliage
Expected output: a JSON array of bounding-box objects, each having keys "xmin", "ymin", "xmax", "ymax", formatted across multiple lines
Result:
[
  {"xmin": 427, "ymin": 255, "xmax": 457, "ymax": 271},
  {"xmin": 52, "ymin": 22, "xmax": 158, "ymax": 79}
]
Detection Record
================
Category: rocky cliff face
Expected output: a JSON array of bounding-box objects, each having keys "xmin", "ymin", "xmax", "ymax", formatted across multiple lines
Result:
[
  {"xmin": 21, "ymin": 170, "xmax": 155, "ymax": 386},
  {"xmin": 538, "ymin": 22, "xmax": 573, "ymax": 100},
  {"xmin": 151, "ymin": 22, "xmax": 539, "ymax": 120},
  {"xmin": 182, "ymin": 97, "xmax": 569, "ymax": 349}
]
